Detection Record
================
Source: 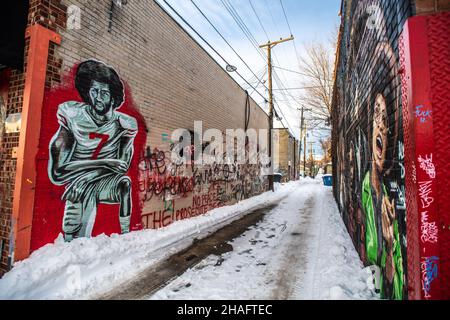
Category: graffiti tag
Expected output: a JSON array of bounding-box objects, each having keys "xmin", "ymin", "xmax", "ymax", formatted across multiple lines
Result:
[
  {"xmin": 418, "ymin": 181, "xmax": 434, "ymax": 209},
  {"xmin": 418, "ymin": 154, "xmax": 436, "ymax": 179},
  {"xmin": 421, "ymin": 256, "xmax": 439, "ymax": 299},
  {"xmin": 415, "ymin": 105, "xmax": 432, "ymax": 123},
  {"xmin": 420, "ymin": 211, "xmax": 438, "ymax": 244}
]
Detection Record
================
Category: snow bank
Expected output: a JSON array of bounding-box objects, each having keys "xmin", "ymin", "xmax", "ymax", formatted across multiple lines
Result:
[
  {"xmin": 0, "ymin": 182, "xmax": 297, "ymax": 300},
  {"xmin": 312, "ymin": 187, "xmax": 378, "ymax": 300}
]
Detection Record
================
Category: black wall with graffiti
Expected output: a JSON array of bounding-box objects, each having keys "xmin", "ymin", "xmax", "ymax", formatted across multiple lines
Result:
[{"xmin": 332, "ymin": 0, "xmax": 412, "ymax": 300}]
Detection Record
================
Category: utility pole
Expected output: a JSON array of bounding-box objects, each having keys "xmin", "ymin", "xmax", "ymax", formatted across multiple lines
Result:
[
  {"xmin": 309, "ymin": 142, "xmax": 314, "ymax": 177},
  {"xmin": 260, "ymin": 36, "xmax": 294, "ymax": 192},
  {"xmin": 299, "ymin": 107, "xmax": 303, "ymax": 161},
  {"xmin": 303, "ymin": 123, "xmax": 307, "ymax": 177},
  {"xmin": 298, "ymin": 107, "xmax": 311, "ymax": 178}
]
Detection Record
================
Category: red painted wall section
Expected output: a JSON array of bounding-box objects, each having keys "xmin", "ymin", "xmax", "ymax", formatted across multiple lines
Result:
[
  {"xmin": 401, "ymin": 12, "xmax": 450, "ymax": 300},
  {"xmin": 427, "ymin": 12, "xmax": 450, "ymax": 300},
  {"xmin": 30, "ymin": 63, "xmax": 147, "ymax": 251}
]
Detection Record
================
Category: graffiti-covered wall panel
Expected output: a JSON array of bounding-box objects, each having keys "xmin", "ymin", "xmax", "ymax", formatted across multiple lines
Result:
[
  {"xmin": 29, "ymin": 0, "xmax": 270, "ymax": 253},
  {"xmin": 332, "ymin": 0, "xmax": 412, "ymax": 299}
]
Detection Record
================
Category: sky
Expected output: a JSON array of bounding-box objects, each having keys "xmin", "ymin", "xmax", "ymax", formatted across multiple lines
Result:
[{"xmin": 156, "ymin": 0, "xmax": 341, "ymax": 158}]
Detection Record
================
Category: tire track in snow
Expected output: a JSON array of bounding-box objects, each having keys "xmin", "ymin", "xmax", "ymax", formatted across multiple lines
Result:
[{"xmin": 270, "ymin": 180, "xmax": 322, "ymax": 299}]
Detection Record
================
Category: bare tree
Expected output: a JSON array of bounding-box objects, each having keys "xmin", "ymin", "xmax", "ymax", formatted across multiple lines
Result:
[
  {"xmin": 319, "ymin": 137, "xmax": 332, "ymax": 163},
  {"xmin": 299, "ymin": 43, "xmax": 334, "ymax": 122}
]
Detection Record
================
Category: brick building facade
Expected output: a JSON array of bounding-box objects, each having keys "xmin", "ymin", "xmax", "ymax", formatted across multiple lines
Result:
[
  {"xmin": 0, "ymin": 0, "xmax": 274, "ymax": 276},
  {"xmin": 273, "ymin": 128, "xmax": 299, "ymax": 182}
]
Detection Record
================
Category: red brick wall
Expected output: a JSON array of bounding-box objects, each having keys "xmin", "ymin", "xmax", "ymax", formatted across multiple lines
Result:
[
  {"xmin": 414, "ymin": 0, "xmax": 450, "ymax": 14},
  {"xmin": 29, "ymin": 0, "xmax": 269, "ymax": 246},
  {"xmin": 2, "ymin": 0, "xmax": 270, "ymax": 275},
  {"xmin": 0, "ymin": 0, "xmax": 66, "ymax": 276}
]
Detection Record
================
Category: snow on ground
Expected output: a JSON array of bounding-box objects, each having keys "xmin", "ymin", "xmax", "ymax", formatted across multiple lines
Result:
[
  {"xmin": 149, "ymin": 179, "xmax": 379, "ymax": 300},
  {"xmin": 0, "ymin": 181, "xmax": 297, "ymax": 300},
  {"xmin": 0, "ymin": 178, "xmax": 378, "ymax": 300}
]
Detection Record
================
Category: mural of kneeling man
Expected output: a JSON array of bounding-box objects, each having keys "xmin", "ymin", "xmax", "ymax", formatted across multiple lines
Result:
[{"xmin": 48, "ymin": 60, "xmax": 138, "ymax": 241}]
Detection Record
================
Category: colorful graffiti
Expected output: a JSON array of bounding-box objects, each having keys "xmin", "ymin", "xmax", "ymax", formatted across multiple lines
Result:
[
  {"xmin": 139, "ymin": 139, "xmax": 269, "ymax": 229},
  {"xmin": 333, "ymin": 0, "xmax": 411, "ymax": 299},
  {"xmin": 421, "ymin": 256, "xmax": 439, "ymax": 299},
  {"xmin": 30, "ymin": 59, "xmax": 269, "ymax": 252}
]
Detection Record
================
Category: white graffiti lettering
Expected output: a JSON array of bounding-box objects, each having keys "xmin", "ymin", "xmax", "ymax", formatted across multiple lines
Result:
[
  {"xmin": 412, "ymin": 164, "xmax": 417, "ymax": 184},
  {"xmin": 420, "ymin": 212, "xmax": 438, "ymax": 244},
  {"xmin": 418, "ymin": 154, "xmax": 436, "ymax": 180},
  {"xmin": 418, "ymin": 181, "xmax": 434, "ymax": 209}
]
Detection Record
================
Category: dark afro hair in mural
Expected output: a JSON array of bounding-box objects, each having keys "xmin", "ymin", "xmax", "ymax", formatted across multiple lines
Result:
[
  {"xmin": 367, "ymin": 41, "xmax": 401, "ymax": 176},
  {"xmin": 75, "ymin": 60, "xmax": 125, "ymax": 110}
]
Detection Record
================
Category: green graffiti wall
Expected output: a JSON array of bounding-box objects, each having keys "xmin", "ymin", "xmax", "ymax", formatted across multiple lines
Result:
[{"xmin": 332, "ymin": 0, "xmax": 412, "ymax": 299}]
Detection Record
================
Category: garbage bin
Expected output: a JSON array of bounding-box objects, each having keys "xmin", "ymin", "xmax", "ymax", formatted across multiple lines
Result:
[
  {"xmin": 322, "ymin": 174, "xmax": 333, "ymax": 187},
  {"xmin": 273, "ymin": 173, "xmax": 282, "ymax": 183}
]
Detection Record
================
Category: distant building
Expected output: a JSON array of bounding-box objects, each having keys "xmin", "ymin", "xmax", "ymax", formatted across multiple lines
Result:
[{"xmin": 273, "ymin": 128, "xmax": 299, "ymax": 182}]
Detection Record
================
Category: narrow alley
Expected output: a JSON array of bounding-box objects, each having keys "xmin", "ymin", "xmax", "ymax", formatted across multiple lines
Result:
[
  {"xmin": 0, "ymin": 179, "xmax": 376, "ymax": 300},
  {"xmin": 146, "ymin": 179, "xmax": 376, "ymax": 300},
  {"xmin": 1, "ymin": 0, "xmax": 449, "ymax": 303}
]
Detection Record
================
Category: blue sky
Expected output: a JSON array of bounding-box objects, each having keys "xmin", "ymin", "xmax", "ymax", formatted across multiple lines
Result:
[{"xmin": 157, "ymin": 0, "xmax": 341, "ymax": 158}]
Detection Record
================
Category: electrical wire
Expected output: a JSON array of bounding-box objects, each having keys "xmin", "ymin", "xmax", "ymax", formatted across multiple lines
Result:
[
  {"xmin": 248, "ymin": 0, "xmax": 270, "ymax": 41},
  {"xmin": 220, "ymin": 0, "xmax": 267, "ymax": 62},
  {"xmin": 279, "ymin": 0, "xmax": 292, "ymax": 35},
  {"xmin": 161, "ymin": 0, "xmax": 268, "ymax": 104},
  {"xmin": 190, "ymin": 0, "xmax": 268, "ymax": 93}
]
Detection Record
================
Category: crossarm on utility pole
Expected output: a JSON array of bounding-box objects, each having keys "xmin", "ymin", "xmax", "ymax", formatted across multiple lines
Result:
[{"xmin": 259, "ymin": 36, "xmax": 295, "ymax": 49}]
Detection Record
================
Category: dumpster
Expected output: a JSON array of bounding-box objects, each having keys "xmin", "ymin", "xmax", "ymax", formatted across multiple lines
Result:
[
  {"xmin": 273, "ymin": 173, "xmax": 283, "ymax": 183},
  {"xmin": 322, "ymin": 174, "xmax": 333, "ymax": 186}
]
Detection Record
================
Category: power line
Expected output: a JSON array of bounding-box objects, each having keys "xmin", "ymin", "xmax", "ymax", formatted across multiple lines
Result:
[
  {"xmin": 273, "ymin": 65, "xmax": 307, "ymax": 76},
  {"xmin": 277, "ymin": 0, "xmax": 304, "ymax": 82},
  {"xmin": 246, "ymin": 68, "xmax": 268, "ymax": 97},
  {"xmin": 217, "ymin": 0, "xmax": 294, "ymax": 137},
  {"xmin": 220, "ymin": 0, "xmax": 267, "ymax": 62},
  {"xmin": 161, "ymin": 0, "xmax": 268, "ymax": 103},
  {"xmin": 279, "ymin": 0, "xmax": 292, "ymax": 35},
  {"xmin": 190, "ymin": 0, "xmax": 268, "ymax": 94},
  {"xmin": 263, "ymin": 0, "xmax": 282, "ymax": 39},
  {"xmin": 273, "ymin": 65, "xmax": 333, "ymax": 82},
  {"xmin": 248, "ymin": 0, "xmax": 270, "ymax": 41},
  {"xmin": 243, "ymin": 0, "xmax": 296, "ymax": 135}
]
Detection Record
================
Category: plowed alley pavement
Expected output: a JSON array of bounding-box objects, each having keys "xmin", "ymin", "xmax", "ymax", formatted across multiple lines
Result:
[{"xmin": 0, "ymin": 178, "xmax": 378, "ymax": 300}]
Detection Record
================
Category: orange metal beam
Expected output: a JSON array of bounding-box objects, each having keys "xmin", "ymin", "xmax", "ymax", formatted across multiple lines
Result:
[{"xmin": 11, "ymin": 24, "xmax": 61, "ymax": 262}]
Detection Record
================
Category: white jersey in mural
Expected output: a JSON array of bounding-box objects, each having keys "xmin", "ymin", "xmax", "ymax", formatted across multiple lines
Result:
[{"xmin": 48, "ymin": 60, "xmax": 138, "ymax": 241}]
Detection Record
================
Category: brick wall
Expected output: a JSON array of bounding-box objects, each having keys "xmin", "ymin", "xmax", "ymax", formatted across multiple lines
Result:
[
  {"xmin": 332, "ymin": 0, "xmax": 412, "ymax": 299},
  {"xmin": 273, "ymin": 129, "xmax": 297, "ymax": 182},
  {"xmin": 414, "ymin": 0, "xmax": 450, "ymax": 14},
  {"xmin": 0, "ymin": 0, "xmax": 272, "ymax": 263},
  {"xmin": 0, "ymin": 0, "xmax": 66, "ymax": 276}
]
